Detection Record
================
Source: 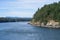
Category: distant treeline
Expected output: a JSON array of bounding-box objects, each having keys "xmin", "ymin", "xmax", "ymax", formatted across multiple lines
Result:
[{"xmin": 0, "ymin": 17, "xmax": 32, "ymax": 22}]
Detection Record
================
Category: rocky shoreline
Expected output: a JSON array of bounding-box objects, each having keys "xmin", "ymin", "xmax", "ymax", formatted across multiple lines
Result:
[{"xmin": 28, "ymin": 21, "xmax": 60, "ymax": 28}]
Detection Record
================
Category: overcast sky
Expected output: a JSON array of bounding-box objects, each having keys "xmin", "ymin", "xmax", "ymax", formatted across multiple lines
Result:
[{"xmin": 0, "ymin": 0, "xmax": 60, "ymax": 17}]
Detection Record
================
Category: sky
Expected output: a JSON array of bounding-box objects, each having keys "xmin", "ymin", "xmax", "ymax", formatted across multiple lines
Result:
[{"xmin": 0, "ymin": 0, "xmax": 60, "ymax": 17}]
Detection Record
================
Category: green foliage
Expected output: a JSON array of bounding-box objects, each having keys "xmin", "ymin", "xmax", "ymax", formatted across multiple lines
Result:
[
  {"xmin": 0, "ymin": 17, "xmax": 32, "ymax": 22},
  {"xmin": 33, "ymin": 1, "xmax": 60, "ymax": 24}
]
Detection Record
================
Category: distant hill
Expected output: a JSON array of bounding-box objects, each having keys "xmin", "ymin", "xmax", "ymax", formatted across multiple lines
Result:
[{"xmin": 0, "ymin": 17, "xmax": 32, "ymax": 22}]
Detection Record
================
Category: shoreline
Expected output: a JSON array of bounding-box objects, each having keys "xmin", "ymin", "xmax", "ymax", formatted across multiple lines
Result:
[{"xmin": 28, "ymin": 22, "xmax": 60, "ymax": 28}]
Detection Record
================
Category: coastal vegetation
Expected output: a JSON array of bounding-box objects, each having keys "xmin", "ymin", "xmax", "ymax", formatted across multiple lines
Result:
[
  {"xmin": 0, "ymin": 17, "xmax": 32, "ymax": 22},
  {"xmin": 31, "ymin": 1, "xmax": 60, "ymax": 28}
]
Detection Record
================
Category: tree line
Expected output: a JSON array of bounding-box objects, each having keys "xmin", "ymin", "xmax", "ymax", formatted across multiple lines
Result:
[
  {"xmin": 33, "ymin": 1, "xmax": 60, "ymax": 25},
  {"xmin": 0, "ymin": 17, "xmax": 32, "ymax": 22}
]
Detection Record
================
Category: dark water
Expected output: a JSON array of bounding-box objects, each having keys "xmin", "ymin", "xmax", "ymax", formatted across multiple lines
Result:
[{"xmin": 0, "ymin": 22, "xmax": 60, "ymax": 40}]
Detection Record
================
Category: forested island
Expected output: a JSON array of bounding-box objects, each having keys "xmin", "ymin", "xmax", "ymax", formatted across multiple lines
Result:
[
  {"xmin": 30, "ymin": 1, "xmax": 60, "ymax": 28},
  {"xmin": 0, "ymin": 17, "xmax": 32, "ymax": 23}
]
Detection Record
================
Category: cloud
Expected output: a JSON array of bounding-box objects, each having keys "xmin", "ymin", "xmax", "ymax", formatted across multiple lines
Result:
[
  {"xmin": 2, "ymin": 11, "xmax": 33, "ymax": 17},
  {"xmin": 17, "ymin": 0, "xmax": 43, "ymax": 3},
  {"xmin": 17, "ymin": 0, "xmax": 59, "ymax": 3},
  {"xmin": 0, "ymin": 0, "xmax": 60, "ymax": 17}
]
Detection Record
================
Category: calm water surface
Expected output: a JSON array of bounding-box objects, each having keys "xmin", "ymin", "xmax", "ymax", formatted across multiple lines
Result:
[{"xmin": 0, "ymin": 22, "xmax": 60, "ymax": 40}]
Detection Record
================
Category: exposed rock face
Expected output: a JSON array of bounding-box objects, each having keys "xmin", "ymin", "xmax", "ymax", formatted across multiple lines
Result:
[
  {"xmin": 46, "ymin": 20, "xmax": 60, "ymax": 28},
  {"xmin": 29, "ymin": 20, "xmax": 60, "ymax": 28},
  {"xmin": 46, "ymin": 20, "xmax": 59, "ymax": 26}
]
